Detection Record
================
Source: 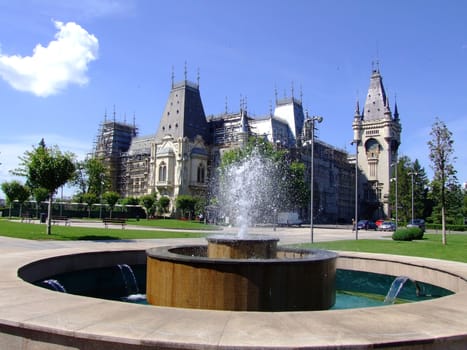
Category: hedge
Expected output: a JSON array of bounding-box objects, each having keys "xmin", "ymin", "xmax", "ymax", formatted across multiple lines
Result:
[{"xmin": 392, "ymin": 227, "xmax": 424, "ymax": 241}]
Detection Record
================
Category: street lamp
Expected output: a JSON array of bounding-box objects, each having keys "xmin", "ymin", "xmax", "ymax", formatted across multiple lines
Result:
[
  {"xmin": 351, "ymin": 140, "xmax": 359, "ymax": 240},
  {"xmin": 99, "ymin": 173, "xmax": 105, "ymax": 219},
  {"xmin": 390, "ymin": 162, "xmax": 398, "ymax": 230},
  {"xmin": 408, "ymin": 171, "xmax": 418, "ymax": 223},
  {"xmin": 307, "ymin": 114, "xmax": 323, "ymax": 244}
]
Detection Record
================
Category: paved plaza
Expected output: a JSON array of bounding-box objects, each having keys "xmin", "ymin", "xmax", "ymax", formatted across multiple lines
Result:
[{"xmin": 0, "ymin": 221, "xmax": 465, "ymax": 349}]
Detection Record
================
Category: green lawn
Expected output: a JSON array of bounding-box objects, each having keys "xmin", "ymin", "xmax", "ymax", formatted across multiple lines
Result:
[
  {"xmin": 0, "ymin": 219, "xmax": 207, "ymax": 241},
  {"xmin": 298, "ymin": 233, "xmax": 467, "ymax": 263},
  {"xmin": 0, "ymin": 219, "xmax": 466, "ymax": 264}
]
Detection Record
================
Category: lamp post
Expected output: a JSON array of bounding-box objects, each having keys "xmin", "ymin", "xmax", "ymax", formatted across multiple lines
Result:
[
  {"xmin": 351, "ymin": 140, "xmax": 359, "ymax": 240},
  {"xmin": 307, "ymin": 114, "xmax": 323, "ymax": 244},
  {"xmin": 408, "ymin": 171, "xmax": 418, "ymax": 223},
  {"xmin": 390, "ymin": 162, "xmax": 398, "ymax": 230},
  {"xmin": 99, "ymin": 173, "xmax": 105, "ymax": 219}
]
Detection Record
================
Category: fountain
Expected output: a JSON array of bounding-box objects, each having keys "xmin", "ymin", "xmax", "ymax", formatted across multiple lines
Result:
[{"xmin": 146, "ymin": 148, "xmax": 338, "ymax": 311}]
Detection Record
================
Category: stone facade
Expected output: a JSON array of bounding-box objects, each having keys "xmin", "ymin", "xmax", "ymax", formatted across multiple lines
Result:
[
  {"xmin": 352, "ymin": 68, "xmax": 401, "ymax": 219},
  {"xmin": 92, "ymin": 68, "xmax": 400, "ymax": 222}
]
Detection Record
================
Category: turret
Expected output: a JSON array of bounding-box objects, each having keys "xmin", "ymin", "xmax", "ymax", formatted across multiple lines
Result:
[{"xmin": 352, "ymin": 99, "xmax": 362, "ymax": 143}]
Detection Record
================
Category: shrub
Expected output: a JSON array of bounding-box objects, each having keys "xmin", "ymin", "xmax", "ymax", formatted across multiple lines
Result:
[{"xmin": 392, "ymin": 227, "xmax": 423, "ymax": 241}]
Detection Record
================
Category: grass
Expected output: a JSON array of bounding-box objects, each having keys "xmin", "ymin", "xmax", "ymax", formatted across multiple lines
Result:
[
  {"xmin": 298, "ymin": 233, "xmax": 467, "ymax": 263},
  {"xmin": 0, "ymin": 219, "xmax": 207, "ymax": 241},
  {"xmin": 0, "ymin": 218, "xmax": 466, "ymax": 264}
]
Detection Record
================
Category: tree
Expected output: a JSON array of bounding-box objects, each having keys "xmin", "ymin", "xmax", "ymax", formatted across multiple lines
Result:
[
  {"xmin": 1, "ymin": 181, "xmax": 30, "ymax": 218},
  {"xmin": 427, "ymin": 118, "xmax": 457, "ymax": 245},
  {"xmin": 73, "ymin": 157, "xmax": 108, "ymax": 196},
  {"xmin": 140, "ymin": 194, "xmax": 157, "ymax": 219},
  {"xmin": 175, "ymin": 195, "xmax": 197, "ymax": 219},
  {"xmin": 81, "ymin": 192, "xmax": 98, "ymax": 218},
  {"xmin": 157, "ymin": 196, "xmax": 171, "ymax": 217},
  {"xmin": 102, "ymin": 191, "xmax": 120, "ymax": 218},
  {"xmin": 13, "ymin": 140, "xmax": 76, "ymax": 234},
  {"xmin": 32, "ymin": 187, "xmax": 50, "ymax": 218},
  {"xmin": 389, "ymin": 156, "xmax": 429, "ymax": 223}
]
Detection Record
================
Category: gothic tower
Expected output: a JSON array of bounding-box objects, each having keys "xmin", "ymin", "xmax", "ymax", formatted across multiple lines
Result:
[
  {"xmin": 353, "ymin": 67, "xmax": 401, "ymax": 219},
  {"xmin": 149, "ymin": 73, "xmax": 210, "ymax": 212}
]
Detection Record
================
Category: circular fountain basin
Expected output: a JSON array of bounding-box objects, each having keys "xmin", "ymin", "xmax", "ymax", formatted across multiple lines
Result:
[
  {"xmin": 146, "ymin": 236, "xmax": 338, "ymax": 311},
  {"xmin": 207, "ymin": 234, "xmax": 279, "ymax": 258}
]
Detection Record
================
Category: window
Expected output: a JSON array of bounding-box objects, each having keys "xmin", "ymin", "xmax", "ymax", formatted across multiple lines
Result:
[
  {"xmin": 159, "ymin": 162, "xmax": 167, "ymax": 182},
  {"xmin": 197, "ymin": 163, "xmax": 205, "ymax": 183}
]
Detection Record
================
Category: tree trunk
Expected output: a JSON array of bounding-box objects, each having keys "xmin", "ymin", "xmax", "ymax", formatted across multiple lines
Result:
[
  {"xmin": 47, "ymin": 193, "xmax": 53, "ymax": 235},
  {"xmin": 441, "ymin": 205, "xmax": 447, "ymax": 245}
]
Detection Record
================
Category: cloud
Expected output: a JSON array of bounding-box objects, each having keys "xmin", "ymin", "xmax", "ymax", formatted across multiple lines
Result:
[{"xmin": 0, "ymin": 20, "xmax": 98, "ymax": 97}]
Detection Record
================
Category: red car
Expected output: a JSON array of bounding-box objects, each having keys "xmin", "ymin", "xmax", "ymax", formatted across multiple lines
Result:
[{"xmin": 375, "ymin": 219, "xmax": 385, "ymax": 227}]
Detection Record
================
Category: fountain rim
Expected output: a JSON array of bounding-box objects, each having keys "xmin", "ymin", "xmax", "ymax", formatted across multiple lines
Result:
[
  {"xmin": 146, "ymin": 244, "xmax": 339, "ymax": 264},
  {"xmin": 205, "ymin": 233, "xmax": 280, "ymax": 243},
  {"xmin": 6, "ymin": 245, "xmax": 467, "ymax": 349}
]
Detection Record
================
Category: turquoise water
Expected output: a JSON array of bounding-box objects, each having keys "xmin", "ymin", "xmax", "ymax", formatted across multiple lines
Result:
[{"xmin": 35, "ymin": 265, "xmax": 453, "ymax": 310}]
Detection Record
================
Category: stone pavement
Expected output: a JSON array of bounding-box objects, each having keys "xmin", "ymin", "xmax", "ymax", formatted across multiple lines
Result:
[{"xmin": 0, "ymin": 220, "xmax": 465, "ymax": 349}]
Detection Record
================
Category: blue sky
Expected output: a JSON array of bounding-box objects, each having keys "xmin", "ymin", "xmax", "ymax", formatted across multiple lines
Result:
[{"xmin": 1, "ymin": 0, "xmax": 466, "ymax": 198}]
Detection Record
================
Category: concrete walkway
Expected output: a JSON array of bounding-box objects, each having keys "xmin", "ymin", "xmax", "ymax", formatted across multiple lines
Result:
[{"xmin": 0, "ymin": 221, "xmax": 465, "ymax": 349}]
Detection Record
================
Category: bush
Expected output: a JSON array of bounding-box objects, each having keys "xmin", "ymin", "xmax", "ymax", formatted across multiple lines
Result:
[{"xmin": 392, "ymin": 227, "xmax": 424, "ymax": 241}]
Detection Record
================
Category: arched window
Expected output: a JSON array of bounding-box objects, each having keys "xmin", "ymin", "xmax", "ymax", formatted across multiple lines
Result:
[
  {"xmin": 159, "ymin": 162, "xmax": 167, "ymax": 182},
  {"xmin": 197, "ymin": 163, "xmax": 205, "ymax": 183}
]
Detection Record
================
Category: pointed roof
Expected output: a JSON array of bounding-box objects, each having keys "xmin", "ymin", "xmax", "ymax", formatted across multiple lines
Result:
[
  {"xmin": 362, "ymin": 69, "xmax": 391, "ymax": 121},
  {"xmin": 155, "ymin": 80, "xmax": 210, "ymax": 143}
]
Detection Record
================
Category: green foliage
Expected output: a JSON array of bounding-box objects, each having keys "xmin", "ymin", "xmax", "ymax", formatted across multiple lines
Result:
[
  {"xmin": 175, "ymin": 195, "xmax": 198, "ymax": 219},
  {"xmin": 392, "ymin": 227, "xmax": 424, "ymax": 241},
  {"xmin": 220, "ymin": 136, "xmax": 286, "ymax": 168},
  {"xmin": 140, "ymin": 194, "xmax": 157, "ymax": 218},
  {"xmin": 1, "ymin": 181, "xmax": 30, "ymax": 205},
  {"xmin": 281, "ymin": 161, "xmax": 308, "ymax": 211},
  {"xmin": 157, "ymin": 196, "xmax": 171, "ymax": 216},
  {"xmin": 427, "ymin": 117, "xmax": 457, "ymax": 244},
  {"xmin": 102, "ymin": 191, "xmax": 120, "ymax": 218},
  {"xmin": 121, "ymin": 197, "xmax": 140, "ymax": 206},
  {"xmin": 74, "ymin": 157, "xmax": 109, "ymax": 196},
  {"xmin": 1, "ymin": 181, "xmax": 30, "ymax": 217},
  {"xmin": 388, "ymin": 156, "xmax": 429, "ymax": 222},
  {"xmin": 12, "ymin": 140, "xmax": 76, "ymax": 234},
  {"xmin": 32, "ymin": 187, "xmax": 49, "ymax": 203},
  {"xmin": 80, "ymin": 192, "xmax": 98, "ymax": 217}
]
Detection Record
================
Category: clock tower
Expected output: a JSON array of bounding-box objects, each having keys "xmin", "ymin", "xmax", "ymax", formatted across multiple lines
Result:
[{"xmin": 353, "ymin": 68, "xmax": 401, "ymax": 219}]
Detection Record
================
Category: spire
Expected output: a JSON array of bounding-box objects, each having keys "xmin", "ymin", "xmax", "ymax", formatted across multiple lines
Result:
[
  {"xmin": 362, "ymin": 67, "xmax": 389, "ymax": 121},
  {"xmin": 394, "ymin": 100, "xmax": 399, "ymax": 120},
  {"xmin": 354, "ymin": 99, "xmax": 361, "ymax": 119}
]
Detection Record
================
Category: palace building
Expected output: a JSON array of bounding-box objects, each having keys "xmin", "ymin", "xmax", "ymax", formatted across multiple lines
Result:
[{"xmin": 92, "ymin": 67, "xmax": 400, "ymax": 223}]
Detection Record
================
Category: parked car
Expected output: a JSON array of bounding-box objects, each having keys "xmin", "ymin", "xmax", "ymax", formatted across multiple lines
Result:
[
  {"xmin": 407, "ymin": 219, "xmax": 425, "ymax": 232},
  {"xmin": 277, "ymin": 212, "xmax": 302, "ymax": 227},
  {"xmin": 378, "ymin": 221, "xmax": 396, "ymax": 231},
  {"xmin": 375, "ymin": 219, "xmax": 385, "ymax": 227},
  {"xmin": 357, "ymin": 220, "xmax": 377, "ymax": 230}
]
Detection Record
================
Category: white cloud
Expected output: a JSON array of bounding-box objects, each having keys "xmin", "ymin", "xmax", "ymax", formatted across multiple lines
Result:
[{"xmin": 0, "ymin": 20, "xmax": 98, "ymax": 97}]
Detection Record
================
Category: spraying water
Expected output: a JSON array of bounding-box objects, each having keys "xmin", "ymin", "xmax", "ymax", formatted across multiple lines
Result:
[
  {"xmin": 383, "ymin": 276, "xmax": 422, "ymax": 304},
  {"xmin": 215, "ymin": 148, "xmax": 280, "ymax": 237}
]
